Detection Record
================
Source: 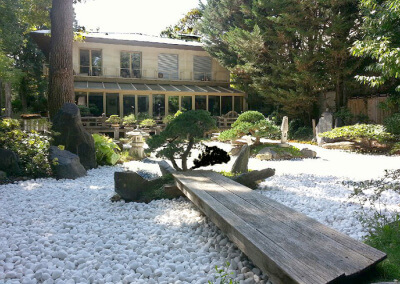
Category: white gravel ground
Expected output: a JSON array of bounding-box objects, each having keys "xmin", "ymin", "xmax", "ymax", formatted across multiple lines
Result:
[{"xmin": 0, "ymin": 141, "xmax": 399, "ymax": 284}]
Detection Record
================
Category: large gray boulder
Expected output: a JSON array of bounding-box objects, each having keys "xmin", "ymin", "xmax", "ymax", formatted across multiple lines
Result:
[
  {"xmin": 49, "ymin": 146, "xmax": 87, "ymax": 179},
  {"xmin": 300, "ymin": 148, "xmax": 317, "ymax": 158},
  {"xmin": 0, "ymin": 149, "xmax": 20, "ymax": 176},
  {"xmin": 233, "ymin": 168, "xmax": 275, "ymax": 189},
  {"xmin": 231, "ymin": 144, "xmax": 250, "ymax": 173},
  {"xmin": 52, "ymin": 103, "xmax": 97, "ymax": 170}
]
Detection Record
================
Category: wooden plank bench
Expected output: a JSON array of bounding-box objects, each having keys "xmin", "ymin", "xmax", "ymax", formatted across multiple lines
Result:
[{"xmin": 173, "ymin": 170, "xmax": 386, "ymax": 284}]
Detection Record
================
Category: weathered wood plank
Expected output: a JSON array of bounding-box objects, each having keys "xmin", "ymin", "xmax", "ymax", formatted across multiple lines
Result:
[
  {"xmin": 203, "ymin": 171, "xmax": 386, "ymax": 266},
  {"xmin": 191, "ymin": 171, "xmax": 369, "ymax": 276},
  {"xmin": 173, "ymin": 170, "xmax": 386, "ymax": 284},
  {"xmin": 203, "ymin": 171, "xmax": 386, "ymax": 273},
  {"xmin": 174, "ymin": 173, "xmax": 337, "ymax": 284},
  {"xmin": 183, "ymin": 172, "xmax": 346, "ymax": 281}
]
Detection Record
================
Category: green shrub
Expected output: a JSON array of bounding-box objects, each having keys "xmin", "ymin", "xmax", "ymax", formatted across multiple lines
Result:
[
  {"xmin": 384, "ymin": 113, "xmax": 400, "ymax": 135},
  {"xmin": 334, "ymin": 107, "xmax": 354, "ymax": 125},
  {"xmin": 319, "ymin": 124, "xmax": 394, "ymax": 143},
  {"xmin": 78, "ymin": 105, "xmax": 91, "ymax": 117},
  {"xmin": 137, "ymin": 112, "xmax": 151, "ymax": 121},
  {"xmin": 348, "ymin": 170, "xmax": 400, "ymax": 282},
  {"xmin": 390, "ymin": 142, "xmax": 400, "ymax": 155},
  {"xmin": 219, "ymin": 111, "xmax": 280, "ymax": 144},
  {"xmin": 92, "ymin": 134, "xmax": 120, "ymax": 165},
  {"xmin": 123, "ymin": 114, "xmax": 136, "ymax": 126},
  {"xmin": 140, "ymin": 118, "xmax": 156, "ymax": 128},
  {"xmin": 162, "ymin": 110, "xmax": 182, "ymax": 124},
  {"xmin": 292, "ymin": 126, "xmax": 313, "ymax": 141},
  {"xmin": 105, "ymin": 115, "xmax": 122, "ymax": 125},
  {"xmin": 0, "ymin": 118, "xmax": 53, "ymax": 178}
]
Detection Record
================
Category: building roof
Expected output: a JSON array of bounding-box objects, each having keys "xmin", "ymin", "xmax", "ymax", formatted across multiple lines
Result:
[
  {"xmin": 74, "ymin": 81, "xmax": 244, "ymax": 94},
  {"xmin": 31, "ymin": 30, "xmax": 204, "ymax": 57}
]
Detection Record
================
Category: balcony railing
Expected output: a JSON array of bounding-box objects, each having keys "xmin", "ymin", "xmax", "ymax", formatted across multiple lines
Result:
[{"xmin": 73, "ymin": 66, "xmax": 229, "ymax": 82}]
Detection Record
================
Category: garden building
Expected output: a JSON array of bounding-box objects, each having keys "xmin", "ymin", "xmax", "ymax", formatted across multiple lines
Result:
[{"xmin": 31, "ymin": 31, "xmax": 247, "ymax": 119}]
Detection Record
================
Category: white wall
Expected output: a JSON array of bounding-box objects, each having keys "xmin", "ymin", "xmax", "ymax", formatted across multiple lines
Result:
[{"xmin": 72, "ymin": 41, "xmax": 230, "ymax": 81}]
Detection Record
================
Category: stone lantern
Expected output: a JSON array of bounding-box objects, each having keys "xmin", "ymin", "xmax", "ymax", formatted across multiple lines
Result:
[{"xmin": 127, "ymin": 131, "xmax": 146, "ymax": 159}]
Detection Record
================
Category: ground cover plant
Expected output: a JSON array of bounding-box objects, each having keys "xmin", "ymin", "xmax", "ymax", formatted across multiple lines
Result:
[
  {"xmin": 250, "ymin": 143, "xmax": 303, "ymax": 158},
  {"xmin": 92, "ymin": 133, "xmax": 120, "ymax": 165},
  {"xmin": 0, "ymin": 118, "xmax": 53, "ymax": 178},
  {"xmin": 348, "ymin": 169, "xmax": 400, "ymax": 282},
  {"xmin": 219, "ymin": 111, "xmax": 280, "ymax": 145}
]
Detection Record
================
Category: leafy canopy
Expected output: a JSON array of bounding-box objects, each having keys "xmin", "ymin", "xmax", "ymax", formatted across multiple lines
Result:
[
  {"xmin": 351, "ymin": 0, "xmax": 400, "ymax": 92},
  {"xmin": 147, "ymin": 110, "xmax": 216, "ymax": 171}
]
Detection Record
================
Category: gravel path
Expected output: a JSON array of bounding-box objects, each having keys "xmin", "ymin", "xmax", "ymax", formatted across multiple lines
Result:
[{"xmin": 0, "ymin": 142, "xmax": 399, "ymax": 284}]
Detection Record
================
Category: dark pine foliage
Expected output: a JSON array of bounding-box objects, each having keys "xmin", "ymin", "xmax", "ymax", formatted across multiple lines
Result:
[{"xmin": 191, "ymin": 146, "xmax": 230, "ymax": 170}]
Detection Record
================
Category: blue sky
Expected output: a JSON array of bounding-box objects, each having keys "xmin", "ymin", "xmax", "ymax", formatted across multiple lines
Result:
[{"xmin": 74, "ymin": 0, "xmax": 202, "ymax": 36}]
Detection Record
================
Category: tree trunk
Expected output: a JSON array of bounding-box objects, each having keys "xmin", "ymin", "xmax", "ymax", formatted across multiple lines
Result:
[
  {"xmin": 181, "ymin": 136, "xmax": 194, "ymax": 171},
  {"xmin": 5, "ymin": 82, "xmax": 12, "ymax": 117},
  {"xmin": 0, "ymin": 80, "xmax": 2, "ymax": 115},
  {"xmin": 48, "ymin": 0, "xmax": 74, "ymax": 119}
]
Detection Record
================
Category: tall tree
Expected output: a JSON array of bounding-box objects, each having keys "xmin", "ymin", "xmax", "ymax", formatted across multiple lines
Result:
[
  {"xmin": 160, "ymin": 8, "xmax": 202, "ymax": 40},
  {"xmin": 199, "ymin": 0, "xmax": 362, "ymax": 121},
  {"xmin": 351, "ymin": 0, "xmax": 400, "ymax": 93},
  {"xmin": 0, "ymin": 0, "xmax": 50, "ymax": 115},
  {"xmin": 48, "ymin": 0, "xmax": 74, "ymax": 119}
]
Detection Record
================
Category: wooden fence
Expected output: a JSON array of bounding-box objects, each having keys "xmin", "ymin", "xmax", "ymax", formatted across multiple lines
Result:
[{"xmin": 347, "ymin": 95, "xmax": 393, "ymax": 124}]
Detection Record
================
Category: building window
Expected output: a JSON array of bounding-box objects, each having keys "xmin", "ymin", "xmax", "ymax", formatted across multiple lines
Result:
[
  {"xmin": 181, "ymin": 96, "xmax": 192, "ymax": 112},
  {"xmin": 123, "ymin": 95, "xmax": 135, "ymax": 116},
  {"xmin": 120, "ymin": 52, "xmax": 141, "ymax": 78},
  {"xmin": 106, "ymin": 93, "xmax": 119, "ymax": 117},
  {"xmin": 138, "ymin": 95, "xmax": 149, "ymax": 116},
  {"xmin": 221, "ymin": 96, "xmax": 233, "ymax": 114},
  {"xmin": 158, "ymin": 54, "xmax": 178, "ymax": 80},
  {"xmin": 208, "ymin": 95, "xmax": 221, "ymax": 116},
  {"xmin": 194, "ymin": 56, "xmax": 212, "ymax": 81},
  {"xmin": 153, "ymin": 94, "xmax": 165, "ymax": 117},
  {"xmin": 80, "ymin": 49, "xmax": 102, "ymax": 76},
  {"xmin": 234, "ymin": 96, "xmax": 244, "ymax": 113},
  {"xmin": 195, "ymin": 95, "xmax": 207, "ymax": 110},
  {"xmin": 168, "ymin": 96, "xmax": 179, "ymax": 115},
  {"xmin": 88, "ymin": 93, "xmax": 104, "ymax": 116}
]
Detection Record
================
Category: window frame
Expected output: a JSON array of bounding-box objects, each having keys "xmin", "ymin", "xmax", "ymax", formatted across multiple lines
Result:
[
  {"xmin": 79, "ymin": 48, "xmax": 103, "ymax": 76},
  {"xmin": 120, "ymin": 51, "xmax": 142, "ymax": 78}
]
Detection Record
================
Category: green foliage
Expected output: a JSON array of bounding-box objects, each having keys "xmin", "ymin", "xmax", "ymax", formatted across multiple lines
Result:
[
  {"xmin": 136, "ymin": 174, "xmax": 176, "ymax": 203},
  {"xmin": 288, "ymin": 119, "xmax": 313, "ymax": 141},
  {"xmin": 390, "ymin": 142, "xmax": 400, "ymax": 155},
  {"xmin": 123, "ymin": 114, "xmax": 136, "ymax": 126},
  {"xmin": 147, "ymin": 110, "xmax": 217, "ymax": 171},
  {"xmin": 319, "ymin": 124, "xmax": 394, "ymax": 143},
  {"xmin": 347, "ymin": 169, "xmax": 400, "ymax": 282},
  {"xmin": 117, "ymin": 150, "xmax": 134, "ymax": 164},
  {"xmin": 0, "ymin": 118, "xmax": 52, "ymax": 178},
  {"xmin": 365, "ymin": 221, "xmax": 400, "ymax": 282},
  {"xmin": 162, "ymin": 110, "xmax": 182, "ymax": 124},
  {"xmin": 351, "ymin": 0, "xmax": 400, "ymax": 92},
  {"xmin": 219, "ymin": 111, "xmax": 280, "ymax": 144},
  {"xmin": 140, "ymin": 118, "xmax": 156, "ymax": 128},
  {"xmin": 92, "ymin": 134, "xmax": 120, "ymax": 166},
  {"xmin": 137, "ymin": 112, "xmax": 151, "ymax": 121},
  {"xmin": 78, "ymin": 105, "xmax": 91, "ymax": 117},
  {"xmin": 208, "ymin": 262, "xmax": 239, "ymax": 284},
  {"xmin": 250, "ymin": 143, "xmax": 303, "ymax": 158},
  {"xmin": 160, "ymin": 8, "xmax": 202, "ymax": 40},
  {"xmin": 334, "ymin": 107, "xmax": 354, "ymax": 126},
  {"xmin": 199, "ymin": 0, "xmax": 362, "ymax": 119},
  {"xmin": 105, "ymin": 115, "xmax": 122, "ymax": 125},
  {"xmin": 384, "ymin": 113, "xmax": 400, "ymax": 135}
]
